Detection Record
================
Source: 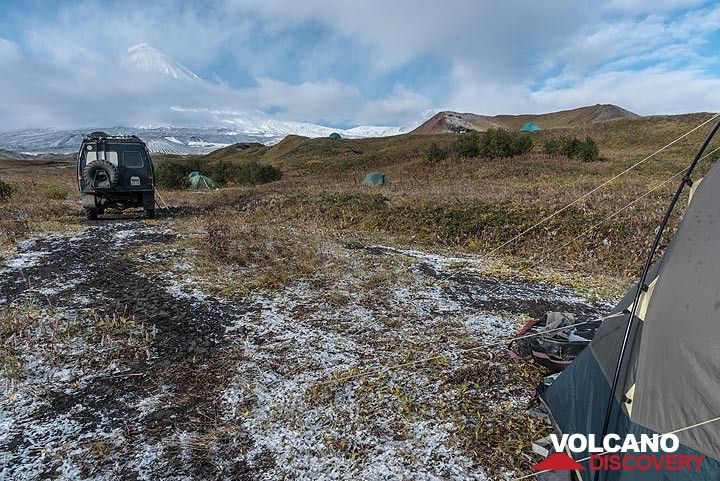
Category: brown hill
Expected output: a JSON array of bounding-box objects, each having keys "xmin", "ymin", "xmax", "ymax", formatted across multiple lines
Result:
[{"xmin": 413, "ymin": 104, "xmax": 639, "ymax": 134}]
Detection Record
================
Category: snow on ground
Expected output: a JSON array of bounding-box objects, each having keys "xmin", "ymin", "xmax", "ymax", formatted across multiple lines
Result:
[
  {"xmin": 222, "ymin": 282, "xmax": 493, "ymax": 480},
  {"xmin": 213, "ymin": 244, "xmax": 605, "ymax": 480},
  {"xmin": 0, "ymin": 223, "xmax": 608, "ymax": 480}
]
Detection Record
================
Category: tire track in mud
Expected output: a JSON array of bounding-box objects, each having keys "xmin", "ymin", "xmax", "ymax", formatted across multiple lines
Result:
[
  {"xmin": 2, "ymin": 226, "xmax": 611, "ymax": 480},
  {"xmin": 0, "ymin": 221, "xmax": 259, "ymax": 480}
]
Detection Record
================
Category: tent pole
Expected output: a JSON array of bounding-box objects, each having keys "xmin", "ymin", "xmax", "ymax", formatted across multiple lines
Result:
[{"xmin": 593, "ymin": 117, "xmax": 720, "ymax": 481}]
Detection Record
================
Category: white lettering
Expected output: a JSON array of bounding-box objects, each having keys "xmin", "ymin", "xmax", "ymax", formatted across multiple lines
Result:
[
  {"xmin": 603, "ymin": 433, "xmax": 621, "ymax": 453},
  {"xmin": 548, "ymin": 433, "xmax": 680, "ymax": 455},
  {"xmin": 639, "ymin": 434, "xmax": 658, "ymax": 453},
  {"xmin": 568, "ymin": 434, "xmax": 587, "ymax": 452},
  {"xmin": 660, "ymin": 434, "xmax": 679, "ymax": 453},
  {"xmin": 588, "ymin": 434, "xmax": 603, "ymax": 453},
  {"xmin": 621, "ymin": 435, "xmax": 640, "ymax": 452},
  {"xmin": 550, "ymin": 434, "xmax": 568, "ymax": 453}
]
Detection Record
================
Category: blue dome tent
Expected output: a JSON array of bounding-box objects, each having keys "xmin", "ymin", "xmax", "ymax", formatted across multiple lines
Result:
[{"xmin": 521, "ymin": 122, "xmax": 541, "ymax": 132}]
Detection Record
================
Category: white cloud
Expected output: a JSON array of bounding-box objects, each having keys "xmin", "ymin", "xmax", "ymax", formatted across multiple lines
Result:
[
  {"xmin": 531, "ymin": 68, "xmax": 720, "ymax": 115},
  {"xmin": 250, "ymin": 78, "xmax": 361, "ymax": 124},
  {"xmin": 603, "ymin": 0, "xmax": 707, "ymax": 14},
  {"xmin": 0, "ymin": 42, "xmax": 375, "ymax": 130},
  {"xmin": 0, "ymin": 0, "xmax": 719, "ymax": 129},
  {"xmin": 223, "ymin": 0, "xmax": 587, "ymax": 79},
  {"xmin": 356, "ymin": 86, "xmax": 433, "ymax": 126}
]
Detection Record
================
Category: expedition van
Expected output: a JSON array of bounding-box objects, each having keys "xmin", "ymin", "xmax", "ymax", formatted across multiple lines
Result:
[{"xmin": 76, "ymin": 132, "xmax": 155, "ymax": 219}]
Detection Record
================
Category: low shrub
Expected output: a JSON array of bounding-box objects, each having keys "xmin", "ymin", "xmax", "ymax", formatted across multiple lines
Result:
[
  {"xmin": 453, "ymin": 129, "xmax": 533, "ymax": 159},
  {"xmin": 543, "ymin": 136, "xmax": 600, "ymax": 161},
  {"xmin": 424, "ymin": 143, "xmax": 448, "ymax": 162},
  {"xmin": 479, "ymin": 129, "xmax": 534, "ymax": 159},
  {"xmin": 154, "ymin": 160, "xmax": 195, "ymax": 189},
  {"xmin": 0, "ymin": 178, "xmax": 14, "ymax": 201},
  {"xmin": 577, "ymin": 138, "xmax": 600, "ymax": 161},
  {"xmin": 454, "ymin": 132, "xmax": 481, "ymax": 158},
  {"xmin": 219, "ymin": 161, "xmax": 283, "ymax": 185},
  {"xmin": 154, "ymin": 159, "xmax": 282, "ymax": 189}
]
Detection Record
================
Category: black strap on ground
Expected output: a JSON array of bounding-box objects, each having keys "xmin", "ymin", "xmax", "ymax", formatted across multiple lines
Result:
[{"xmin": 594, "ymin": 116, "xmax": 720, "ymax": 481}]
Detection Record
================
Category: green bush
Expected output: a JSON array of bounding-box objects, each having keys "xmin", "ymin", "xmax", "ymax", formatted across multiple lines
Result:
[
  {"xmin": 453, "ymin": 129, "xmax": 533, "ymax": 159},
  {"xmin": 511, "ymin": 134, "xmax": 534, "ymax": 156},
  {"xmin": 542, "ymin": 138, "xmax": 561, "ymax": 155},
  {"xmin": 424, "ymin": 143, "xmax": 448, "ymax": 162},
  {"xmin": 543, "ymin": 136, "xmax": 600, "ymax": 161},
  {"xmin": 155, "ymin": 158, "xmax": 282, "ymax": 189},
  {"xmin": 454, "ymin": 132, "xmax": 481, "ymax": 158},
  {"xmin": 478, "ymin": 129, "xmax": 534, "ymax": 159},
  {"xmin": 154, "ymin": 160, "xmax": 195, "ymax": 189},
  {"xmin": 0, "ymin": 178, "xmax": 14, "ymax": 201},
  {"xmin": 577, "ymin": 138, "xmax": 599, "ymax": 161},
  {"xmin": 477, "ymin": 129, "xmax": 512, "ymax": 159},
  {"xmin": 225, "ymin": 161, "xmax": 282, "ymax": 185}
]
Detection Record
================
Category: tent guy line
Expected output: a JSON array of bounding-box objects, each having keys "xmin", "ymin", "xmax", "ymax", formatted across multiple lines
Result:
[
  {"xmin": 394, "ymin": 113, "xmax": 720, "ymax": 293},
  {"xmin": 531, "ymin": 144, "xmax": 720, "ymax": 265},
  {"xmin": 305, "ymin": 129, "xmax": 720, "ymax": 392},
  {"xmin": 308, "ymin": 313, "xmax": 626, "ymax": 390},
  {"xmin": 486, "ymin": 112, "xmax": 720, "ymax": 257}
]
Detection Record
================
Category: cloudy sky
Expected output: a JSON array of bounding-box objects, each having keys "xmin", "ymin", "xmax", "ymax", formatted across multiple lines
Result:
[{"xmin": 1, "ymin": 0, "xmax": 720, "ymax": 130}]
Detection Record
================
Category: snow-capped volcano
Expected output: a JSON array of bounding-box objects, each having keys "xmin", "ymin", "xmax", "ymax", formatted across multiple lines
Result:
[
  {"xmin": 122, "ymin": 43, "xmax": 201, "ymax": 81},
  {"xmin": 0, "ymin": 45, "xmax": 406, "ymax": 154}
]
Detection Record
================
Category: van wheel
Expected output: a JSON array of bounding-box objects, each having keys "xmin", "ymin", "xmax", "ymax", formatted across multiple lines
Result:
[
  {"xmin": 86, "ymin": 208, "xmax": 98, "ymax": 220},
  {"xmin": 145, "ymin": 208, "xmax": 155, "ymax": 219}
]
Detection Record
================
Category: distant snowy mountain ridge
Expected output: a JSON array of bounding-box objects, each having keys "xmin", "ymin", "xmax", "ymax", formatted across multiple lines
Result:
[
  {"xmin": 0, "ymin": 124, "xmax": 405, "ymax": 155},
  {"xmin": 0, "ymin": 44, "xmax": 404, "ymax": 155}
]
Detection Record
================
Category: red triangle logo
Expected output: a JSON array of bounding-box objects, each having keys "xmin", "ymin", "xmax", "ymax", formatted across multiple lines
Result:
[{"xmin": 532, "ymin": 452, "xmax": 585, "ymax": 471}]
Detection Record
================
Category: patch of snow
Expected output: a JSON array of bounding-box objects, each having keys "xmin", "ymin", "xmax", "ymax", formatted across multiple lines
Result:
[{"xmin": 164, "ymin": 278, "xmax": 209, "ymax": 302}]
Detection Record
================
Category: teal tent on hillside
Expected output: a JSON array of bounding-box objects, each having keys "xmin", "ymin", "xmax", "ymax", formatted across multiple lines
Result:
[
  {"xmin": 188, "ymin": 171, "xmax": 217, "ymax": 191},
  {"xmin": 328, "ymin": 132, "xmax": 342, "ymax": 140},
  {"xmin": 362, "ymin": 172, "xmax": 388, "ymax": 186},
  {"xmin": 521, "ymin": 121, "xmax": 541, "ymax": 132}
]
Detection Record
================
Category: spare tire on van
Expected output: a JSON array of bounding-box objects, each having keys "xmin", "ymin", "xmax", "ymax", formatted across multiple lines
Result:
[{"xmin": 83, "ymin": 160, "xmax": 120, "ymax": 190}]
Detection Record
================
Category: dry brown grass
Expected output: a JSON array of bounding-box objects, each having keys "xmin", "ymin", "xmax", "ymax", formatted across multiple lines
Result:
[
  {"xmin": 205, "ymin": 218, "xmax": 323, "ymax": 289},
  {"xmin": 0, "ymin": 158, "xmax": 83, "ymax": 247},
  {"xmin": 5, "ymin": 113, "xmax": 720, "ymax": 288}
]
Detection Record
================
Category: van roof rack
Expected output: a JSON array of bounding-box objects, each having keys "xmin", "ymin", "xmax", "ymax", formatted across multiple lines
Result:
[{"xmin": 85, "ymin": 132, "xmax": 142, "ymax": 141}]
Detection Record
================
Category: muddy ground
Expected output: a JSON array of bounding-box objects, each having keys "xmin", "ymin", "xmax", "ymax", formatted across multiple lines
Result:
[{"xmin": 0, "ymin": 218, "xmax": 610, "ymax": 480}]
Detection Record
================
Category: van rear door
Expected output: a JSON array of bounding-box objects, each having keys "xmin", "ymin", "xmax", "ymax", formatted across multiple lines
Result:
[{"xmin": 110, "ymin": 143, "xmax": 151, "ymax": 191}]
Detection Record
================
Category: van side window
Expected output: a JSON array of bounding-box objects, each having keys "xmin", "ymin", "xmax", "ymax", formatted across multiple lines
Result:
[{"xmin": 124, "ymin": 151, "xmax": 144, "ymax": 168}]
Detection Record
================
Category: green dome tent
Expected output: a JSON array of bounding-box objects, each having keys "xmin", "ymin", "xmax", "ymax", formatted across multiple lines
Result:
[
  {"xmin": 188, "ymin": 171, "xmax": 217, "ymax": 191},
  {"xmin": 328, "ymin": 132, "xmax": 342, "ymax": 140},
  {"xmin": 520, "ymin": 121, "xmax": 541, "ymax": 132},
  {"xmin": 362, "ymin": 172, "xmax": 388, "ymax": 186}
]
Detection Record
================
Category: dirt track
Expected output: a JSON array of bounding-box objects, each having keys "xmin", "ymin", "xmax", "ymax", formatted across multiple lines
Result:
[{"xmin": 0, "ymin": 219, "xmax": 609, "ymax": 480}]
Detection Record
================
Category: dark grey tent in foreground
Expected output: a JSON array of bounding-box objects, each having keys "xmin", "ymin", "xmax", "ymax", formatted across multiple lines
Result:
[{"xmin": 541, "ymin": 131, "xmax": 720, "ymax": 479}]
